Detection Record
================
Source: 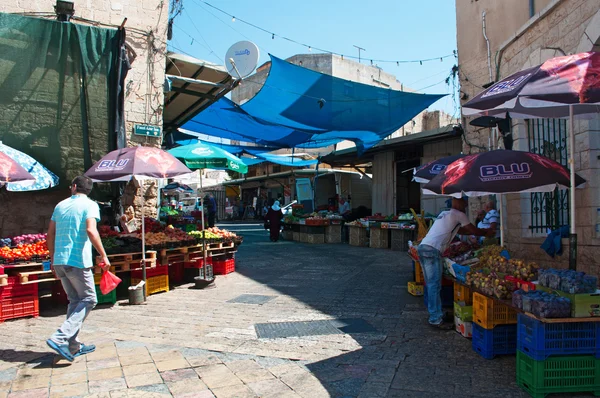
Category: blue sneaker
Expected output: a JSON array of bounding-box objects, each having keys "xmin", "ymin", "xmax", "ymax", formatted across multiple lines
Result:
[
  {"xmin": 46, "ymin": 339, "xmax": 74, "ymax": 362},
  {"xmin": 72, "ymin": 344, "xmax": 96, "ymax": 358}
]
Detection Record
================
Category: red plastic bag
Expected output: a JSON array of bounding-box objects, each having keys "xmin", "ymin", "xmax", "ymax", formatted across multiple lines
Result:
[{"xmin": 100, "ymin": 271, "xmax": 121, "ymax": 295}]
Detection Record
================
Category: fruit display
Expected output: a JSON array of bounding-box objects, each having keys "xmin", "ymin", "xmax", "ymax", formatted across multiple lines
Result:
[
  {"xmin": 0, "ymin": 241, "xmax": 50, "ymax": 263},
  {"xmin": 11, "ymin": 234, "xmax": 47, "ymax": 245},
  {"xmin": 513, "ymin": 289, "xmax": 571, "ymax": 318},
  {"xmin": 467, "ymin": 271, "xmax": 515, "ymax": 300},
  {"xmin": 0, "ymin": 238, "xmax": 10, "ymax": 248},
  {"xmin": 538, "ymin": 269, "xmax": 598, "ymax": 294},
  {"xmin": 99, "ymin": 226, "xmax": 120, "ymax": 238},
  {"xmin": 100, "ymin": 236, "xmax": 142, "ymax": 255},
  {"xmin": 443, "ymin": 241, "xmax": 478, "ymax": 263},
  {"xmin": 188, "ymin": 230, "xmax": 221, "ymax": 240}
]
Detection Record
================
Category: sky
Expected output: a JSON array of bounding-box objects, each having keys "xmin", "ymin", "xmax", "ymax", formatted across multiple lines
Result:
[{"xmin": 169, "ymin": 0, "xmax": 459, "ymax": 117}]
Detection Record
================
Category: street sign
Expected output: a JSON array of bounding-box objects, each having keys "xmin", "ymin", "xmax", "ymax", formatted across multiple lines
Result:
[{"xmin": 133, "ymin": 124, "xmax": 161, "ymax": 137}]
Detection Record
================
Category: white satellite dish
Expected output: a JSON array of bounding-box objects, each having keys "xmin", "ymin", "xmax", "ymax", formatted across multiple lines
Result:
[{"xmin": 225, "ymin": 41, "xmax": 260, "ymax": 79}]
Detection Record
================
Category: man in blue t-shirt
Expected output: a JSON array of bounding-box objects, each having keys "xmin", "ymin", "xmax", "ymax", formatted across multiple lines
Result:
[
  {"xmin": 480, "ymin": 201, "xmax": 500, "ymax": 239},
  {"xmin": 46, "ymin": 176, "xmax": 110, "ymax": 362}
]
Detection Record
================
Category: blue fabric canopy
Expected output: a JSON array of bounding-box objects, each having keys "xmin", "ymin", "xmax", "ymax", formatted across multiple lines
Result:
[
  {"xmin": 244, "ymin": 152, "xmax": 318, "ymax": 167},
  {"xmin": 179, "ymin": 55, "xmax": 445, "ymax": 152}
]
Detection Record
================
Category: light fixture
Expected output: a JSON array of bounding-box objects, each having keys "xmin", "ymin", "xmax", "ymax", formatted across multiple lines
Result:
[
  {"xmin": 231, "ymin": 16, "xmax": 236, "ymax": 22},
  {"xmin": 272, "ymin": 33, "xmax": 274, "ymax": 39},
  {"xmin": 55, "ymin": 0, "xmax": 75, "ymax": 21}
]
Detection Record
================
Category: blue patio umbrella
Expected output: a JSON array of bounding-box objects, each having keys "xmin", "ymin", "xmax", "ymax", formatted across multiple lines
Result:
[{"xmin": 0, "ymin": 141, "xmax": 59, "ymax": 191}]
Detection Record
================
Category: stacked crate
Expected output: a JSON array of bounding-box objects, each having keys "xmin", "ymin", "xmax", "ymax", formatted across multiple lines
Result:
[
  {"xmin": 0, "ymin": 276, "xmax": 39, "ymax": 322},
  {"xmin": 93, "ymin": 273, "xmax": 117, "ymax": 305},
  {"xmin": 407, "ymin": 260, "xmax": 424, "ymax": 297},
  {"xmin": 516, "ymin": 313, "xmax": 600, "ymax": 397},
  {"xmin": 471, "ymin": 292, "xmax": 518, "ymax": 359},
  {"xmin": 453, "ymin": 282, "xmax": 473, "ymax": 338},
  {"xmin": 183, "ymin": 258, "xmax": 213, "ymax": 283},
  {"xmin": 131, "ymin": 264, "xmax": 169, "ymax": 295}
]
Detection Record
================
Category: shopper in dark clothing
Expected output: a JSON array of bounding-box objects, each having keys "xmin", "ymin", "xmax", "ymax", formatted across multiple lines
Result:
[
  {"xmin": 265, "ymin": 200, "xmax": 283, "ymax": 242},
  {"xmin": 205, "ymin": 194, "xmax": 217, "ymax": 228}
]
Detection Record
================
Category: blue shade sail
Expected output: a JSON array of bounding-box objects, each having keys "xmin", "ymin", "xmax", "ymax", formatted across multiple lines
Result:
[
  {"xmin": 180, "ymin": 56, "xmax": 445, "ymax": 152},
  {"xmin": 246, "ymin": 153, "xmax": 318, "ymax": 167}
]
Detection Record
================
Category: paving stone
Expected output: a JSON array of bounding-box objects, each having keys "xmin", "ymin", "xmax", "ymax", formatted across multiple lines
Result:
[
  {"xmin": 172, "ymin": 391, "xmax": 215, "ymax": 398},
  {"xmin": 186, "ymin": 355, "xmax": 222, "ymax": 368},
  {"xmin": 166, "ymin": 378, "xmax": 208, "ymax": 396},
  {"xmin": 88, "ymin": 378, "xmax": 127, "ymax": 393},
  {"xmin": 155, "ymin": 358, "xmax": 189, "ymax": 372},
  {"xmin": 85, "ymin": 367, "xmax": 123, "ymax": 383},
  {"xmin": 52, "ymin": 361, "xmax": 87, "ymax": 375},
  {"xmin": 7, "ymin": 387, "xmax": 49, "ymax": 398},
  {"xmin": 211, "ymin": 384, "xmax": 257, "ymax": 398},
  {"xmin": 159, "ymin": 368, "xmax": 198, "ymax": 383},
  {"xmin": 49, "ymin": 381, "xmax": 88, "ymax": 397},
  {"xmin": 10, "ymin": 376, "xmax": 50, "ymax": 391},
  {"xmin": 117, "ymin": 354, "xmax": 153, "ymax": 367},
  {"xmin": 357, "ymin": 381, "xmax": 389, "ymax": 398},
  {"xmin": 122, "ymin": 363, "xmax": 158, "ymax": 377},
  {"xmin": 224, "ymin": 360, "xmax": 263, "ymax": 374},
  {"xmin": 86, "ymin": 349, "xmax": 118, "ymax": 362},
  {"xmin": 125, "ymin": 371, "xmax": 163, "ymax": 388},
  {"xmin": 194, "ymin": 365, "xmax": 242, "ymax": 389},
  {"xmin": 134, "ymin": 383, "xmax": 172, "ymax": 395},
  {"xmin": 150, "ymin": 350, "xmax": 184, "ymax": 363},
  {"xmin": 0, "ymin": 369, "xmax": 17, "ymax": 383},
  {"xmin": 235, "ymin": 369, "xmax": 275, "ymax": 384},
  {"xmin": 51, "ymin": 371, "xmax": 87, "ymax": 386},
  {"xmin": 246, "ymin": 379, "xmax": 294, "ymax": 398},
  {"xmin": 116, "ymin": 347, "xmax": 149, "ymax": 358},
  {"xmin": 86, "ymin": 358, "xmax": 121, "ymax": 371}
]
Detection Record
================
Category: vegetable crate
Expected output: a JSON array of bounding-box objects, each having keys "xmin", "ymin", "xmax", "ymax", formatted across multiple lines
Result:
[
  {"xmin": 408, "ymin": 281, "xmax": 424, "ymax": 297},
  {"xmin": 0, "ymin": 295, "xmax": 39, "ymax": 322},
  {"xmin": 516, "ymin": 350, "xmax": 600, "ymax": 398},
  {"xmin": 184, "ymin": 265, "xmax": 214, "ymax": 283},
  {"xmin": 94, "ymin": 285, "xmax": 117, "ymax": 305},
  {"xmin": 538, "ymin": 285, "xmax": 600, "ymax": 318},
  {"xmin": 184, "ymin": 258, "xmax": 212, "ymax": 269},
  {"xmin": 453, "ymin": 282, "xmax": 473, "ymax": 305},
  {"xmin": 517, "ymin": 313, "xmax": 600, "ymax": 360},
  {"xmin": 413, "ymin": 261, "xmax": 424, "ymax": 284},
  {"xmin": 454, "ymin": 301, "xmax": 473, "ymax": 322},
  {"xmin": 132, "ymin": 275, "xmax": 169, "ymax": 295},
  {"xmin": 213, "ymin": 259, "xmax": 235, "ymax": 275},
  {"xmin": 131, "ymin": 264, "xmax": 168, "ymax": 279},
  {"xmin": 472, "ymin": 323, "xmax": 517, "ymax": 359},
  {"xmin": 473, "ymin": 292, "xmax": 517, "ymax": 329},
  {"xmin": 0, "ymin": 276, "xmax": 38, "ymax": 298},
  {"xmin": 424, "ymin": 284, "xmax": 454, "ymax": 308},
  {"xmin": 455, "ymin": 315, "xmax": 473, "ymax": 338}
]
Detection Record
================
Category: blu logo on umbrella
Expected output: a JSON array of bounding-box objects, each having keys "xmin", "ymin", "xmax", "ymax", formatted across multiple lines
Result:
[
  {"xmin": 428, "ymin": 164, "xmax": 447, "ymax": 175},
  {"xmin": 479, "ymin": 163, "xmax": 531, "ymax": 182}
]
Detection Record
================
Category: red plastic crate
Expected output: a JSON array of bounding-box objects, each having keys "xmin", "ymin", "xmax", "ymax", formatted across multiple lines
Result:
[
  {"xmin": 131, "ymin": 264, "xmax": 168, "ymax": 279},
  {"xmin": 52, "ymin": 282, "xmax": 69, "ymax": 305},
  {"xmin": 0, "ymin": 276, "xmax": 38, "ymax": 298},
  {"xmin": 0, "ymin": 295, "xmax": 39, "ymax": 322},
  {"xmin": 184, "ymin": 257, "xmax": 213, "ymax": 269},
  {"xmin": 169, "ymin": 262, "xmax": 184, "ymax": 284},
  {"xmin": 213, "ymin": 259, "xmax": 235, "ymax": 275}
]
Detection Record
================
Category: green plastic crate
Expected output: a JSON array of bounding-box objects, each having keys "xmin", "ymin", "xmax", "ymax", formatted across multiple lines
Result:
[
  {"xmin": 95, "ymin": 285, "xmax": 117, "ymax": 305},
  {"xmin": 454, "ymin": 301, "xmax": 473, "ymax": 322},
  {"xmin": 516, "ymin": 350, "xmax": 600, "ymax": 398}
]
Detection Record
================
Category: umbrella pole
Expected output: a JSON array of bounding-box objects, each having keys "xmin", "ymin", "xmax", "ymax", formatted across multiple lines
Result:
[
  {"xmin": 499, "ymin": 193, "xmax": 505, "ymax": 247},
  {"xmin": 569, "ymin": 104, "xmax": 577, "ymax": 270},
  {"xmin": 142, "ymin": 197, "xmax": 147, "ymax": 299}
]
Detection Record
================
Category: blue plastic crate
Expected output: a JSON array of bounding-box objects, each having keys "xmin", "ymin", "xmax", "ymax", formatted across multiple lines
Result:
[
  {"xmin": 423, "ymin": 284, "xmax": 453, "ymax": 308},
  {"xmin": 472, "ymin": 323, "xmax": 517, "ymax": 359},
  {"xmin": 517, "ymin": 313, "xmax": 600, "ymax": 360}
]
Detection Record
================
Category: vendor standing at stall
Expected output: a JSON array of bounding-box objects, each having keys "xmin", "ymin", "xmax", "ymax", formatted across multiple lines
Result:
[
  {"xmin": 338, "ymin": 197, "xmax": 351, "ymax": 220},
  {"xmin": 418, "ymin": 197, "xmax": 494, "ymax": 329}
]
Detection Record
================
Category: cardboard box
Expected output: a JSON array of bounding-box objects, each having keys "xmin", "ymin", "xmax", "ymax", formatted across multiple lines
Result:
[
  {"xmin": 454, "ymin": 301, "xmax": 473, "ymax": 322},
  {"xmin": 454, "ymin": 315, "xmax": 473, "ymax": 338},
  {"xmin": 408, "ymin": 281, "xmax": 424, "ymax": 296}
]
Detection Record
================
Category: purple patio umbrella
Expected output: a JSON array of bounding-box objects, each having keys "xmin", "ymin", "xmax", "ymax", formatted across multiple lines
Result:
[
  {"xmin": 462, "ymin": 51, "xmax": 600, "ymax": 269},
  {"xmin": 85, "ymin": 146, "xmax": 192, "ymax": 299},
  {"xmin": 0, "ymin": 152, "xmax": 35, "ymax": 185},
  {"xmin": 413, "ymin": 154, "xmax": 466, "ymax": 183}
]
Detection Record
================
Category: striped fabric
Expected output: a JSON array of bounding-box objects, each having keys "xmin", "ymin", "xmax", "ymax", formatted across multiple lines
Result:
[{"xmin": 51, "ymin": 195, "xmax": 100, "ymax": 269}]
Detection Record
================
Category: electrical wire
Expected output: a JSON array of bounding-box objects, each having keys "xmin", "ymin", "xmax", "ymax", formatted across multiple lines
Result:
[{"xmin": 195, "ymin": 0, "xmax": 456, "ymax": 65}]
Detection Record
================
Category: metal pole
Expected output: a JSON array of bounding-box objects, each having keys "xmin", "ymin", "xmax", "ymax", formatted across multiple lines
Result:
[
  {"xmin": 141, "ymin": 197, "xmax": 146, "ymax": 299},
  {"xmin": 499, "ymin": 193, "xmax": 504, "ymax": 247},
  {"xmin": 568, "ymin": 104, "xmax": 577, "ymax": 270}
]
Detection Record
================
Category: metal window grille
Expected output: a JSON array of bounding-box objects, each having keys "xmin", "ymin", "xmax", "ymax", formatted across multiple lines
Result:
[{"xmin": 527, "ymin": 119, "xmax": 570, "ymax": 233}]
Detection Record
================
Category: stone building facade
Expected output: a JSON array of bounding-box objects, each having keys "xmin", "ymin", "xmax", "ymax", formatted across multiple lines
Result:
[
  {"xmin": 0, "ymin": 0, "xmax": 168, "ymax": 235},
  {"xmin": 456, "ymin": 0, "xmax": 600, "ymax": 275}
]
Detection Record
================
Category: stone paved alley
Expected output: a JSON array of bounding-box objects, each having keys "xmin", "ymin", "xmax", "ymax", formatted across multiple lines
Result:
[{"xmin": 0, "ymin": 224, "xmax": 554, "ymax": 398}]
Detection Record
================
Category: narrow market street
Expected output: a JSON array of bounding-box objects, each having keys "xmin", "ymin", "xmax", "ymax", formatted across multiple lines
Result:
[{"xmin": 0, "ymin": 224, "xmax": 533, "ymax": 398}]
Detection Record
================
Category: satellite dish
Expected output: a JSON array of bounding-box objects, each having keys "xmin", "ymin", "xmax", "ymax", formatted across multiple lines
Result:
[{"xmin": 225, "ymin": 41, "xmax": 260, "ymax": 79}]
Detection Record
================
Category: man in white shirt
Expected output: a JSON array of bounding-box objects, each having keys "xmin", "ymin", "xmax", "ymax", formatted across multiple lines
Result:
[
  {"xmin": 479, "ymin": 201, "xmax": 500, "ymax": 239},
  {"xmin": 418, "ymin": 198, "xmax": 494, "ymax": 329},
  {"xmin": 338, "ymin": 197, "xmax": 351, "ymax": 218}
]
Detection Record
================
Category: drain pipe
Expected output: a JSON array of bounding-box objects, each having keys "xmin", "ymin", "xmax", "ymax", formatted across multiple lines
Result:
[{"xmin": 482, "ymin": 11, "xmax": 495, "ymax": 148}]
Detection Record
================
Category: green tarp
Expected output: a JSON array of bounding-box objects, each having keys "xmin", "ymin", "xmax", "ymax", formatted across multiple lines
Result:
[{"xmin": 0, "ymin": 13, "xmax": 121, "ymax": 187}]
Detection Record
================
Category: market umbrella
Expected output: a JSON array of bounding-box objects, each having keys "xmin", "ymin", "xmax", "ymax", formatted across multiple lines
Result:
[
  {"xmin": 422, "ymin": 149, "xmax": 586, "ymax": 247},
  {"xmin": 85, "ymin": 146, "xmax": 192, "ymax": 298},
  {"xmin": 412, "ymin": 154, "xmax": 466, "ymax": 183},
  {"xmin": 168, "ymin": 141, "xmax": 248, "ymax": 174},
  {"xmin": 163, "ymin": 182, "xmax": 194, "ymax": 194},
  {"xmin": 0, "ymin": 141, "xmax": 59, "ymax": 191},
  {"xmin": 0, "ymin": 151, "xmax": 35, "ymax": 185},
  {"xmin": 462, "ymin": 51, "xmax": 600, "ymax": 269},
  {"xmin": 169, "ymin": 141, "xmax": 246, "ymax": 286}
]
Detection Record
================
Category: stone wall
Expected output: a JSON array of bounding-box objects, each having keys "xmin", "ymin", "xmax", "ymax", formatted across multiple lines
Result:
[
  {"xmin": 456, "ymin": 0, "xmax": 600, "ymax": 275},
  {"xmin": 0, "ymin": 1, "xmax": 168, "ymax": 235}
]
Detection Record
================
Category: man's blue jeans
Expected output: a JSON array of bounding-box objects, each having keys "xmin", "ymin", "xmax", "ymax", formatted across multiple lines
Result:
[
  {"xmin": 417, "ymin": 244, "xmax": 443, "ymax": 325},
  {"xmin": 50, "ymin": 265, "xmax": 98, "ymax": 353}
]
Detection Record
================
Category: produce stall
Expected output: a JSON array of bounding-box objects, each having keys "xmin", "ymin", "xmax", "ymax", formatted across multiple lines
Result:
[
  {"xmin": 409, "ymin": 243, "xmax": 600, "ymax": 398},
  {"xmin": 283, "ymin": 213, "xmax": 343, "ymax": 245}
]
